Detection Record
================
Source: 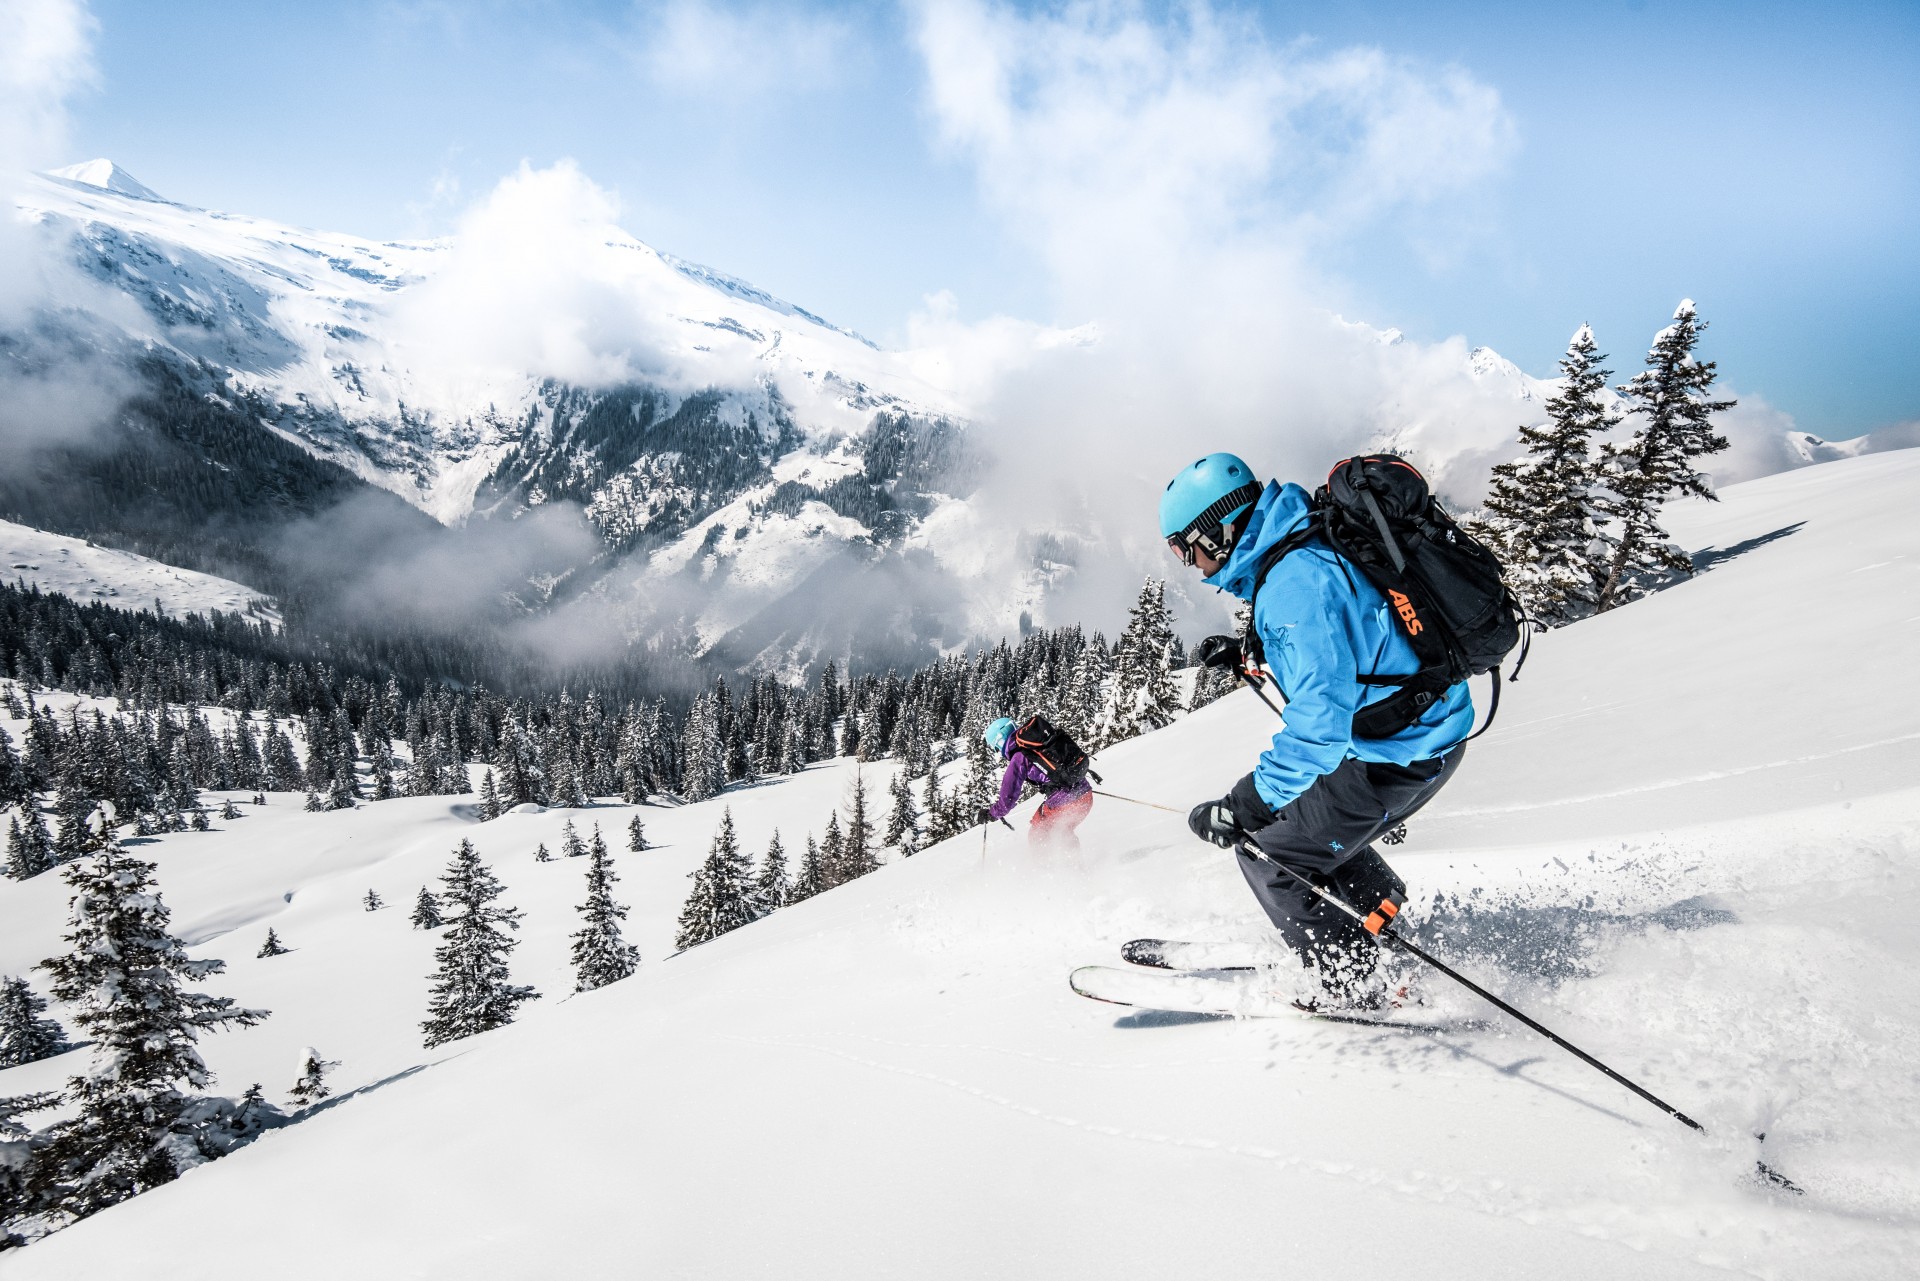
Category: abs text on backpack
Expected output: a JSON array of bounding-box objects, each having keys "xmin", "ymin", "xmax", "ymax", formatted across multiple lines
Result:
[
  {"xmin": 1245, "ymin": 454, "xmax": 1527, "ymax": 741},
  {"xmin": 1011, "ymin": 715, "xmax": 1100, "ymax": 790}
]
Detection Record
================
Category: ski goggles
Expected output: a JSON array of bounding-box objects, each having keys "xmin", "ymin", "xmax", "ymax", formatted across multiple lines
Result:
[{"xmin": 1167, "ymin": 481, "xmax": 1260, "ymax": 567}]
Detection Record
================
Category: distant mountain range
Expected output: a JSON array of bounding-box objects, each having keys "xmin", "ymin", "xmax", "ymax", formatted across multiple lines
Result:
[{"xmin": 9, "ymin": 160, "xmax": 1883, "ymax": 673}]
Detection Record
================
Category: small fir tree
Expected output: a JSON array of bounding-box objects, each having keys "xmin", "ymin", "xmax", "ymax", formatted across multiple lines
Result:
[
  {"xmin": 839, "ymin": 772, "xmax": 879, "ymax": 882},
  {"xmin": 421, "ymin": 839, "xmax": 537, "ymax": 1048},
  {"xmin": 790, "ymin": 833, "xmax": 827, "ymax": 903},
  {"xmin": 627, "ymin": 814, "xmax": 648, "ymax": 853},
  {"xmin": 6, "ymin": 809, "xmax": 55, "ymax": 881},
  {"xmin": 569, "ymin": 832, "xmax": 639, "ymax": 992},
  {"xmin": 478, "ymin": 769, "xmax": 503, "ymax": 821},
  {"xmin": 32, "ymin": 841, "xmax": 269, "ymax": 1221},
  {"xmin": 885, "ymin": 770, "xmax": 921, "ymax": 855},
  {"xmin": 1595, "ymin": 300, "xmax": 1736, "ymax": 612},
  {"xmin": 534, "ymin": 842, "xmax": 553, "ymax": 863},
  {"xmin": 1475, "ymin": 324, "xmax": 1619, "ymax": 625},
  {"xmin": 287, "ymin": 1047, "xmax": 338, "ymax": 1107},
  {"xmin": 219, "ymin": 798, "xmax": 240, "ymax": 821},
  {"xmin": 753, "ymin": 830, "xmax": 790, "ymax": 914},
  {"xmin": 0, "ymin": 974, "xmax": 71, "ymax": 1067},
  {"xmin": 256, "ymin": 928, "xmax": 288, "ymax": 958},
  {"xmin": 560, "ymin": 818, "xmax": 586, "ymax": 859},
  {"xmin": 410, "ymin": 886, "xmax": 443, "ymax": 930},
  {"xmin": 674, "ymin": 809, "xmax": 759, "ymax": 949},
  {"xmin": 363, "ymin": 889, "xmax": 383, "ymax": 912}
]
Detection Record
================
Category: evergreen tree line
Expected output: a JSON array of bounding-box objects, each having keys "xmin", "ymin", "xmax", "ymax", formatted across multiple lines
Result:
[
  {"xmin": 4, "ymin": 568, "xmax": 1216, "ymax": 885},
  {"xmin": 1470, "ymin": 300, "xmax": 1737, "ymax": 625}
]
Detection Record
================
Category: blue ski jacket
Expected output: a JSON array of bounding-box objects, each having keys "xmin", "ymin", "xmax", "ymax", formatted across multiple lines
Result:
[{"xmin": 1204, "ymin": 480, "xmax": 1475, "ymax": 813}]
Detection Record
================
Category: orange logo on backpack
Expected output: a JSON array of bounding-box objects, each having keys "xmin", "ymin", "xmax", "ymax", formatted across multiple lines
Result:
[{"xmin": 1389, "ymin": 589, "xmax": 1423, "ymax": 635}]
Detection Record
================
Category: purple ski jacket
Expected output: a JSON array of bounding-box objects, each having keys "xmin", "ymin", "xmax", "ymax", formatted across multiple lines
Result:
[{"xmin": 988, "ymin": 748, "xmax": 1092, "ymax": 822}]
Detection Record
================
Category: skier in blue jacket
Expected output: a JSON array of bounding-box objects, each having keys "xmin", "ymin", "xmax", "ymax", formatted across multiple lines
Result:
[{"xmin": 1161, "ymin": 452, "xmax": 1475, "ymax": 1009}]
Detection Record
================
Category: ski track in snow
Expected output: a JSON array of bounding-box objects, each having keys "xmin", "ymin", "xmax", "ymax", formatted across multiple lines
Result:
[{"xmin": 5, "ymin": 452, "xmax": 1920, "ymax": 1277}]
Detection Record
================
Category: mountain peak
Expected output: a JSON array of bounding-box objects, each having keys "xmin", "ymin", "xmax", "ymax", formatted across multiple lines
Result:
[{"xmin": 47, "ymin": 158, "xmax": 163, "ymax": 201}]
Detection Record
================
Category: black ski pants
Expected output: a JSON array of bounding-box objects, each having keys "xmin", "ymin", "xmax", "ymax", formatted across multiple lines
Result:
[{"xmin": 1235, "ymin": 746, "xmax": 1464, "ymax": 998}]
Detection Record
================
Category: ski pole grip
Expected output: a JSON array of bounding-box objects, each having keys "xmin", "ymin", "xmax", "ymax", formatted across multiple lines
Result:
[{"xmin": 1362, "ymin": 897, "xmax": 1401, "ymax": 937}]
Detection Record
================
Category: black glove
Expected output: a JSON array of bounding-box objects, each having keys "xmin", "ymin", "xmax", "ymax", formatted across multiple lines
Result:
[
  {"xmin": 1187, "ymin": 799, "xmax": 1242, "ymax": 848},
  {"xmin": 975, "ymin": 805, "xmax": 993, "ymax": 826},
  {"xmin": 1195, "ymin": 634, "xmax": 1243, "ymax": 672},
  {"xmin": 1187, "ymin": 773, "xmax": 1280, "ymax": 849}
]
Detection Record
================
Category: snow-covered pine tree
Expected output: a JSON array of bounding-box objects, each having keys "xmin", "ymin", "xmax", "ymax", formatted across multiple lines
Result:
[
  {"xmin": 286, "ymin": 1048, "xmax": 338, "ymax": 1107},
  {"xmin": 421, "ymin": 839, "xmax": 537, "ymax": 1048},
  {"xmin": 627, "ymin": 814, "xmax": 648, "ymax": 853},
  {"xmin": 2, "ymin": 1088, "xmax": 56, "ymax": 1244},
  {"xmin": 1092, "ymin": 578, "xmax": 1179, "ymax": 746},
  {"xmin": 569, "ymin": 831, "xmax": 639, "ymax": 992},
  {"xmin": 679, "ymin": 692, "xmax": 726, "ymax": 802},
  {"xmin": 556, "ymin": 818, "xmax": 584, "ymax": 859},
  {"xmin": 817, "ymin": 812, "xmax": 846, "ymax": 890},
  {"xmin": 961, "ymin": 731, "xmax": 998, "ymax": 824},
  {"xmin": 363, "ymin": 889, "xmax": 383, "ymax": 912},
  {"xmin": 303, "ymin": 791, "xmax": 323, "ymax": 813},
  {"xmin": 5, "ymin": 809, "xmax": 55, "ymax": 881},
  {"xmin": 534, "ymin": 841, "xmax": 553, "ymax": 863},
  {"xmin": 1474, "ymin": 325, "xmax": 1619, "ymax": 625},
  {"xmin": 674, "ymin": 808, "xmax": 759, "ymax": 949},
  {"xmin": 753, "ymin": 830, "xmax": 790, "ymax": 914},
  {"xmin": 1595, "ymin": 300, "xmax": 1737, "ymax": 612},
  {"xmin": 790, "ymin": 834, "xmax": 826, "ymax": 904},
  {"xmin": 0, "ymin": 975, "xmax": 70, "ymax": 1067},
  {"xmin": 1187, "ymin": 661, "xmax": 1234, "ymax": 711},
  {"xmin": 478, "ymin": 769, "xmax": 503, "ymax": 821},
  {"xmin": 256, "ymin": 928, "xmax": 288, "ymax": 958},
  {"xmin": 885, "ymin": 769, "xmax": 920, "ymax": 854},
  {"xmin": 920, "ymin": 768, "xmax": 949, "ymax": 845},
  {"xmin": 411, "ymin": 886, "xmax": 443, "ymax": 930},
  {"xmin": 32, "ymin": 840, "xmax": 268, "ymax": 1221},
  {"xmin": 839, "ymin": 772, "xmax": 879, "ymax": 883}
]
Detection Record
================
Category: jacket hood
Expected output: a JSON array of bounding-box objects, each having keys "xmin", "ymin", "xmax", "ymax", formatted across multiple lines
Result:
[{"xmin": 1204, "ymin": 480, "xmax": 1314, "ymax": 600}]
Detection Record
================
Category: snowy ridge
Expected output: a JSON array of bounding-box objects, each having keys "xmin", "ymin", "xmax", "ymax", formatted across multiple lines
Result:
[
  {"xmin": 3, "ymin": 449, "xmax": 1919, "ymax": 1276},
  {"xmin": 0, "ymin": 519, "xmax": 279, "ymax": 624},
  {"xmin": 14, "ymin": 165, "xmax": 956, "ymax": 523}
]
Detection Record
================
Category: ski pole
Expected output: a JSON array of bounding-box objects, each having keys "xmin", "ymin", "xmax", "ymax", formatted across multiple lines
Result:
[
  {"xmin": 1239, "ymin": 841, "xmax": 1802, "ymax": 1195},
  {"xmin": 1092, "ymin": 789, "xmax": 1185, "ymax": 815}
]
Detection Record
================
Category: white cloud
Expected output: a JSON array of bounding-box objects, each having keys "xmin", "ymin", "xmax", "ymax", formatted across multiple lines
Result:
[
  {"xmin": 903, "ymin": 0, "xmax": 1531, "ymax": 632},
  {"xmin": 388, "ymin": 159, "xmax": 758, "ymax": 399},
  {"xmin": 631, "ymin": 0, "xmax": 857, "ymax": 96},
  {"xmin": 0, "ymin": 0, "xmax": 96, "ymax": 172}
]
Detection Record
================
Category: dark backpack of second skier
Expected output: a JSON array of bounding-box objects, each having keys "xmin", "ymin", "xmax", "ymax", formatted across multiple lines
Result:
[{"xmin": 1010, "ymin": 714, "xmax": 1098, "ymax": 791}]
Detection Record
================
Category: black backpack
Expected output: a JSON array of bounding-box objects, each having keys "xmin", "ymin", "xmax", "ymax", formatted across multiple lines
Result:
[
  {"xmin": 1244, "ymin": 454, "xmax": 1528, "ymax": 740},
  {"xmin": 1010, "ymin": 714, "xmax": 1100, "ymax": 790}
]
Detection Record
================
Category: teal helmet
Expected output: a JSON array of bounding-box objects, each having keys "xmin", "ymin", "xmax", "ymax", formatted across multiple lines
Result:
[
  {"xmin": 1160, "ymin": 453, "xmax": 1262, "ymax": 565},
  {"xmin": 984, "ymin": 717, "xmax": 1015, "ymax": 755}
]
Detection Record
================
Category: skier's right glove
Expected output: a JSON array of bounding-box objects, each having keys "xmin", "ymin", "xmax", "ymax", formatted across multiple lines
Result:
[
  {"xmin": 1195, "ymin": 634, "xmax": 1243, "ymax": 672},
  {"xmin": 1188, "ymin": 773, "xmax": 1281, "ymax": 849},
  {"xmin": 974, "ymin": 805, "xmax": 994, "ymax": 827},
  {"xmin": 1188, "ymin": 800, "xmax": 1243, "ymax": 849}
]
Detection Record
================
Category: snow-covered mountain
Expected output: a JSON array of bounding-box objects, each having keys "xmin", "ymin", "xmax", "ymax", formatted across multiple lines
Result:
[
  {"xmin": 0, "ymin": 518, "xmax": 278, "ymax": 624},
  {"xmin": 3, "ymin": 447, "xmax": 1916, "ymax": 1277},
  {"xmin": 20, "ymin": 162, "xmax": 956, "ymax": 522}
]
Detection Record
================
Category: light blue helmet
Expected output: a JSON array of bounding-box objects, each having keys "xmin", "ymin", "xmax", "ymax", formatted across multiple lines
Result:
[
  {"xmin": 984, "ymin": 717, "xmax": 1015, "ymax": 755},
  {"xmin": 1160, "ymin": 453, "xmax": 1262, "ymax": 564}
]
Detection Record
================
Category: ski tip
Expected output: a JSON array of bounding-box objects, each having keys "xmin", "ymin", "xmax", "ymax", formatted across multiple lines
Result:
[
  {"xmin": 1120, "ymin": 939, "xmax": 1171, "ymax": 969},
  {"xmin": 1068, "ymin": 966, "xmax": 1137, "ymax": 1007}
]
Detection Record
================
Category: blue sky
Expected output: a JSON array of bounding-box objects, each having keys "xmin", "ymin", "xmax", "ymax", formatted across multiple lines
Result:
[{"xmin": 62, "ymin": 0, "xmax": 1920, "ymax": 437}]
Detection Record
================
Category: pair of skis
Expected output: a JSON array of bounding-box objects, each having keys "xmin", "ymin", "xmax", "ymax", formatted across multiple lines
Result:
[{"xmin": 1071, "ymin": 938, "xmax": 1445, "ymax": 1031}]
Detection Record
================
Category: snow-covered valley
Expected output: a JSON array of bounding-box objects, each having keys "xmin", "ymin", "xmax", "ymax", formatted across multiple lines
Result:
[{"xmin": 2, "ymin": 449, "xmax": 1918, "ymax": 1278}]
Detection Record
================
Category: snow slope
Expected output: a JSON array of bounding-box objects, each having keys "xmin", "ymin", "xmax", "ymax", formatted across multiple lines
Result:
[
  {"xmin": 6, "ymin": 452, "xmax": 1920, "ymax": 1277},
  {"xmin": 0, "ymin": 519, "xmax": 279, "ymax": 624}
]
